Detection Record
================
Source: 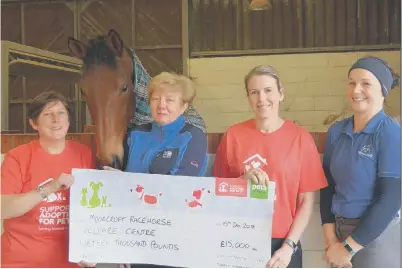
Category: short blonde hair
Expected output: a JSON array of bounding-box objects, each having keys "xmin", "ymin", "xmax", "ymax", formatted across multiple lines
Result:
[{"xmin": 148, "ymin": 72, "xmax": 196, "ymax": 105}]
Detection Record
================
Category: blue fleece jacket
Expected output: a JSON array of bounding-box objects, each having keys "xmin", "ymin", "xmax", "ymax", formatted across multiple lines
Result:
[{"xmin": 125, "ymin": 114, "xmax": 208, "ymax": 176}]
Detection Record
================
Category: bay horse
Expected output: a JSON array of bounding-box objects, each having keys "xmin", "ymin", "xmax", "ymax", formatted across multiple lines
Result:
[{"xmin": 67, "ymin": 29, "xmax": 134, "ymax": 169}]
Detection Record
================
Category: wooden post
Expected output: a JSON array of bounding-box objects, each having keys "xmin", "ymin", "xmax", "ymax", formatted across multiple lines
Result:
[
  {"xmin": 182, "ymin": 0, "xmax": 190, "ymax": 75},
  {"xmin": 1, "ymin": 43, "xmax": 10, "ymax": 130}
]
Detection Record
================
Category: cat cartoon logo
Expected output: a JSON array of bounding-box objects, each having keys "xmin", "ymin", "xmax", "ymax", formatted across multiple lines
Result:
[{"xmin": 80, "ymin": 181, "xmax": 111, "ymax": 208}]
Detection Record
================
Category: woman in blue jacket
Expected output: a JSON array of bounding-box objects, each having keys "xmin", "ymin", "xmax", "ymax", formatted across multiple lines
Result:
[
  {"xmin": 320, "ymin": 56, "xmax": 401, "ymax": 268},
  {"xmin": 124, "ymin": 71, "xmax": 208, "ymax": 177},
  {"xmin": 104, "ymin": 72, "xmax": 207, "ymax": 268},
  {"xmin": 121, "ymin": 71, "xmax": 207, "ymax": 268}
]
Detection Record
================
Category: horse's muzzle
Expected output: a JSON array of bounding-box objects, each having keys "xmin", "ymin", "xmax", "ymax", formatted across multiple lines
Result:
[{"xmin": 110, "ymin": 155, "xmax": 123, "ymax": 170}]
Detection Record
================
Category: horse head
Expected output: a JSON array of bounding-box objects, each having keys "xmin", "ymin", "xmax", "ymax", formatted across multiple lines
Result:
[{"xmin": 67, "ymin": 29, "xmax": 135, "ymax": 169}]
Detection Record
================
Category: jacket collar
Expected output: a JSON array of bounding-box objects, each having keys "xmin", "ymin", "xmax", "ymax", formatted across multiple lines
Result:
[{"xmin": 152, "ymin": 114, "xmax": 185, "ymax": 134}]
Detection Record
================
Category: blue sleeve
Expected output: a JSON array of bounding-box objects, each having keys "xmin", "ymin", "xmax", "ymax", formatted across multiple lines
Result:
[
  {"xmin": 350, "ymin": 177, "xmax": 401, "ymax": 246},
  {"xmin": 378, "ymin": 123, "xmax": 400, "ymax": 178},
  {"xmin": 320, "ymin": 126, "xmax": 337, "ymax": 224},
  {"xmin": 350, "ymin": 123, "xmax": 401, "ymax": 246},
  {"xmin": 173, "ymin": 127, "xmax": 208, "ymax": 177}
]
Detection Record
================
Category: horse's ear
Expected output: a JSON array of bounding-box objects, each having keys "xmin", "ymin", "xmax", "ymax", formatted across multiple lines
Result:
[
  {"xmin": 107, "ymin": 29, "xmax": 124, "ymax": 57},
  {"xmin": 68, "ymin": 37, "xmax": 88, "ymax": 59}
]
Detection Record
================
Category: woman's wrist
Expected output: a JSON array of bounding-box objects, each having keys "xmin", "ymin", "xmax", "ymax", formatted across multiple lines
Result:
[
  {"xmin": 324, "ymin": 230, "xmax": 339, "ymax": 248},
  {"xmin": 323, "ymin": 224, "xmax": 338, "ymax": 240},
  {"xmin": 280, "ymin": 242, "xmax": 295, "ymax": 254},
  {"xmin": 43, "ymin": 181, "xmax": 60, "ymax": 196},
  {"xmin": 345, "ymin": 235, "xmax": 363, "ymax": 252}
]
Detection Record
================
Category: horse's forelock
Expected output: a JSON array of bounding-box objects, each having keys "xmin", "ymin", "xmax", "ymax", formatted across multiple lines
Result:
[{"xmin": 82, "ymin": 36, "xmax": 118, "ymax": 71}]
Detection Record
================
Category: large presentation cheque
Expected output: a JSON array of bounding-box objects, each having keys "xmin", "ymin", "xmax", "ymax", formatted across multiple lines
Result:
[{"xmin": 69, "ymin": 169, "xmax": 276, "ymax": 268}]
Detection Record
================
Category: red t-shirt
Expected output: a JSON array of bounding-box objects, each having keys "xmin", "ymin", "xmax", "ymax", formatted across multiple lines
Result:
[
  {"xmin": 213, "ymin": 119, "xmax": 327, "ymax": 238},
  {"xmin": 1, "ymin": 140, "xmax": 95, "ymax": 268}
]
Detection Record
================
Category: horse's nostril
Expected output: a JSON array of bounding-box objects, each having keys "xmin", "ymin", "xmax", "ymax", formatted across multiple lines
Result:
[{"xmin": 111, "ymin": 155, "xmax": 123, "ymax": 170}]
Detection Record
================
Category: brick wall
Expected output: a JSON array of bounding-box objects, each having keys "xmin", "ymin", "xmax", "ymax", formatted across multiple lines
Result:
[{"xmin": 189, "ymin": 50, "xmax": 401, "ymax": 133}]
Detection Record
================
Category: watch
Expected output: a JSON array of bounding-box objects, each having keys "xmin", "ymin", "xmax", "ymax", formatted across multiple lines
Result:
[
  {"xmin": 36, "ymin": 185, "xmax": 48, "ymax": 199},
  {"xmin": 284, "ymin": 238, "xmax": 298, "ymax": 254},
  {"xmin": 342, "ymin": 240, "xmax": 357, "ymax": 256}
]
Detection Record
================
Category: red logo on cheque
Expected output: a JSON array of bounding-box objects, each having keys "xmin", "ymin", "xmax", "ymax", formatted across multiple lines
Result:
[{"xmin": 215, "ymin": 177, "xmax": 247, "ymax": 197}]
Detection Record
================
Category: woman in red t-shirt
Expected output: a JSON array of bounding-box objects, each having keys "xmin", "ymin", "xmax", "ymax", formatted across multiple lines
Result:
[
  {"xmin": 213, "ymin": 65, "xmax": 328, "ymax": 268},
  {"xmin": 1, "ymin": 91, "xmax": 96, "ymax": 268}
]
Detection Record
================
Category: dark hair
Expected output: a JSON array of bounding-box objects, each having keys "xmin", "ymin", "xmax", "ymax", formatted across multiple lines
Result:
[
  {"xmin": 381, "ymin": 60, "xmax": 398, "ymax": 107},
  {"xmin": 388, "ymin": 64, "xmax": 400, "ymax": 89},
  {"xmin": 28, "ymin": 91, "xmax": 71, "ymax": 123}
]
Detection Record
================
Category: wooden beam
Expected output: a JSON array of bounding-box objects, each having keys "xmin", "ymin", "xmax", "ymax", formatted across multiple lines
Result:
[
  {"xmin": 65, "ymin": 2, "xmax": 74, "ymax": 12},
  {"xmin": 236, "ymin": 0, "xmax": 242, "ymax": 49},
  {"xmin": 10, "ymin": 98, "xmax": 78, "ymax": 104},
  {"xmin": 181, "ymin": 0, "xmax": 190, "ymax": 75},
  {"xmin": 190, "ymin": 44, "xmax": 401, "ymax": 58},
  {"xmin": 80, "ymin": 0, "xmax": 94, "ymax": 13},
  {"xmin": 3, "ymin": 41, "xmax": 82, "ymax": 65},
  {"xmin": 242, "ymin": 0, "xmax": 250, "ymax": 50},
  {"xmin": 21, "ymin": 3, "xmax": 27, "ymax": 132},
  {"xmin": 3, "ymin": 0, "xmax": 74, "ymax": 3},
  {"xmin": 134, "ymin": 45, "xmax": 182, "ymax": 50},
  {"xmin": 131, "ymin": 0, "xmax": 136, "ymax": 48},
  {"xmin": 1, "ymin": 43, "xmax": 10, "ymax": 130}
]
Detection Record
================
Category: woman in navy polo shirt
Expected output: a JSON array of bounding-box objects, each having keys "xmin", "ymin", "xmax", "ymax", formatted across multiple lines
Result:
[{"xmin": 320, "ymin": 56, "xmax": 401, "ymax": 268}]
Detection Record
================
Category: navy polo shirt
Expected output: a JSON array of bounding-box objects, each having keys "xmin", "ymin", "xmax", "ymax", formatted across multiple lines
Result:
[{"xmin": 324, "ymin": 109, "xmax": 400, "ymax": 218}]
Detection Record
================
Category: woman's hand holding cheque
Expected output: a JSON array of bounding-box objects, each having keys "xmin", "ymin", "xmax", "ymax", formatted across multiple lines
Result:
[
  {"xmin": 243, "ymin": 167, "xmax": 270, "ymax": 185},
  {"xmin": 243, "ymin": 168, "xmax": 292, "ymax": 268}
]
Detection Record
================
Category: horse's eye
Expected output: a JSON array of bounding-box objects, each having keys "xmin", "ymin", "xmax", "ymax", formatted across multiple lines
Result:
[{"xmin": 121, "ymin": 84, "xmax": 129, "ymax": 93}]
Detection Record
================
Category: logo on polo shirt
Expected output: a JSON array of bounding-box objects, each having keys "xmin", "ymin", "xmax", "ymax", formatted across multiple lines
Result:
[
  {"xmin": 358, "ymin": 144, "xmax": 374, "ymax": 159},
  {"xmin": 162, "ymin": 151, "xmax": 172, "ymax": 158}
]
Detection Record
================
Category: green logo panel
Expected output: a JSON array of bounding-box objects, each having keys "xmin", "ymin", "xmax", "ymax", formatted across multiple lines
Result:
[{"xmin": 250, "ymin": 183, "xmax": 269, "ymax": 199}]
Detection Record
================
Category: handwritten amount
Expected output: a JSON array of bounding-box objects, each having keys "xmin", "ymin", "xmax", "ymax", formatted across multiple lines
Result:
[{"xmin": 220, "ymin": 240, "xmax": 251, "ymax": 249}]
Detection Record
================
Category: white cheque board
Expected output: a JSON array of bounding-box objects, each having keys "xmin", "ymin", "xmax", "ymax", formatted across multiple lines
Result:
[{"xmin": 69, "ymin": 169, "xmax": 275, "ymax": 268}]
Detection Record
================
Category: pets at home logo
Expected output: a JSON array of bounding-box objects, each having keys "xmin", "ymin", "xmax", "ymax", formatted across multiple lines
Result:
[
  {"xmin": 250, "ymin": 183, "xmax": 269, "ymax": 199},
  {"xmin": 243, "ymin": 154, "xmax": 267, "ymax": 174},
  {"xmin": 80, "ymin": 181, "xmax": 111, "ymax": 208}
]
